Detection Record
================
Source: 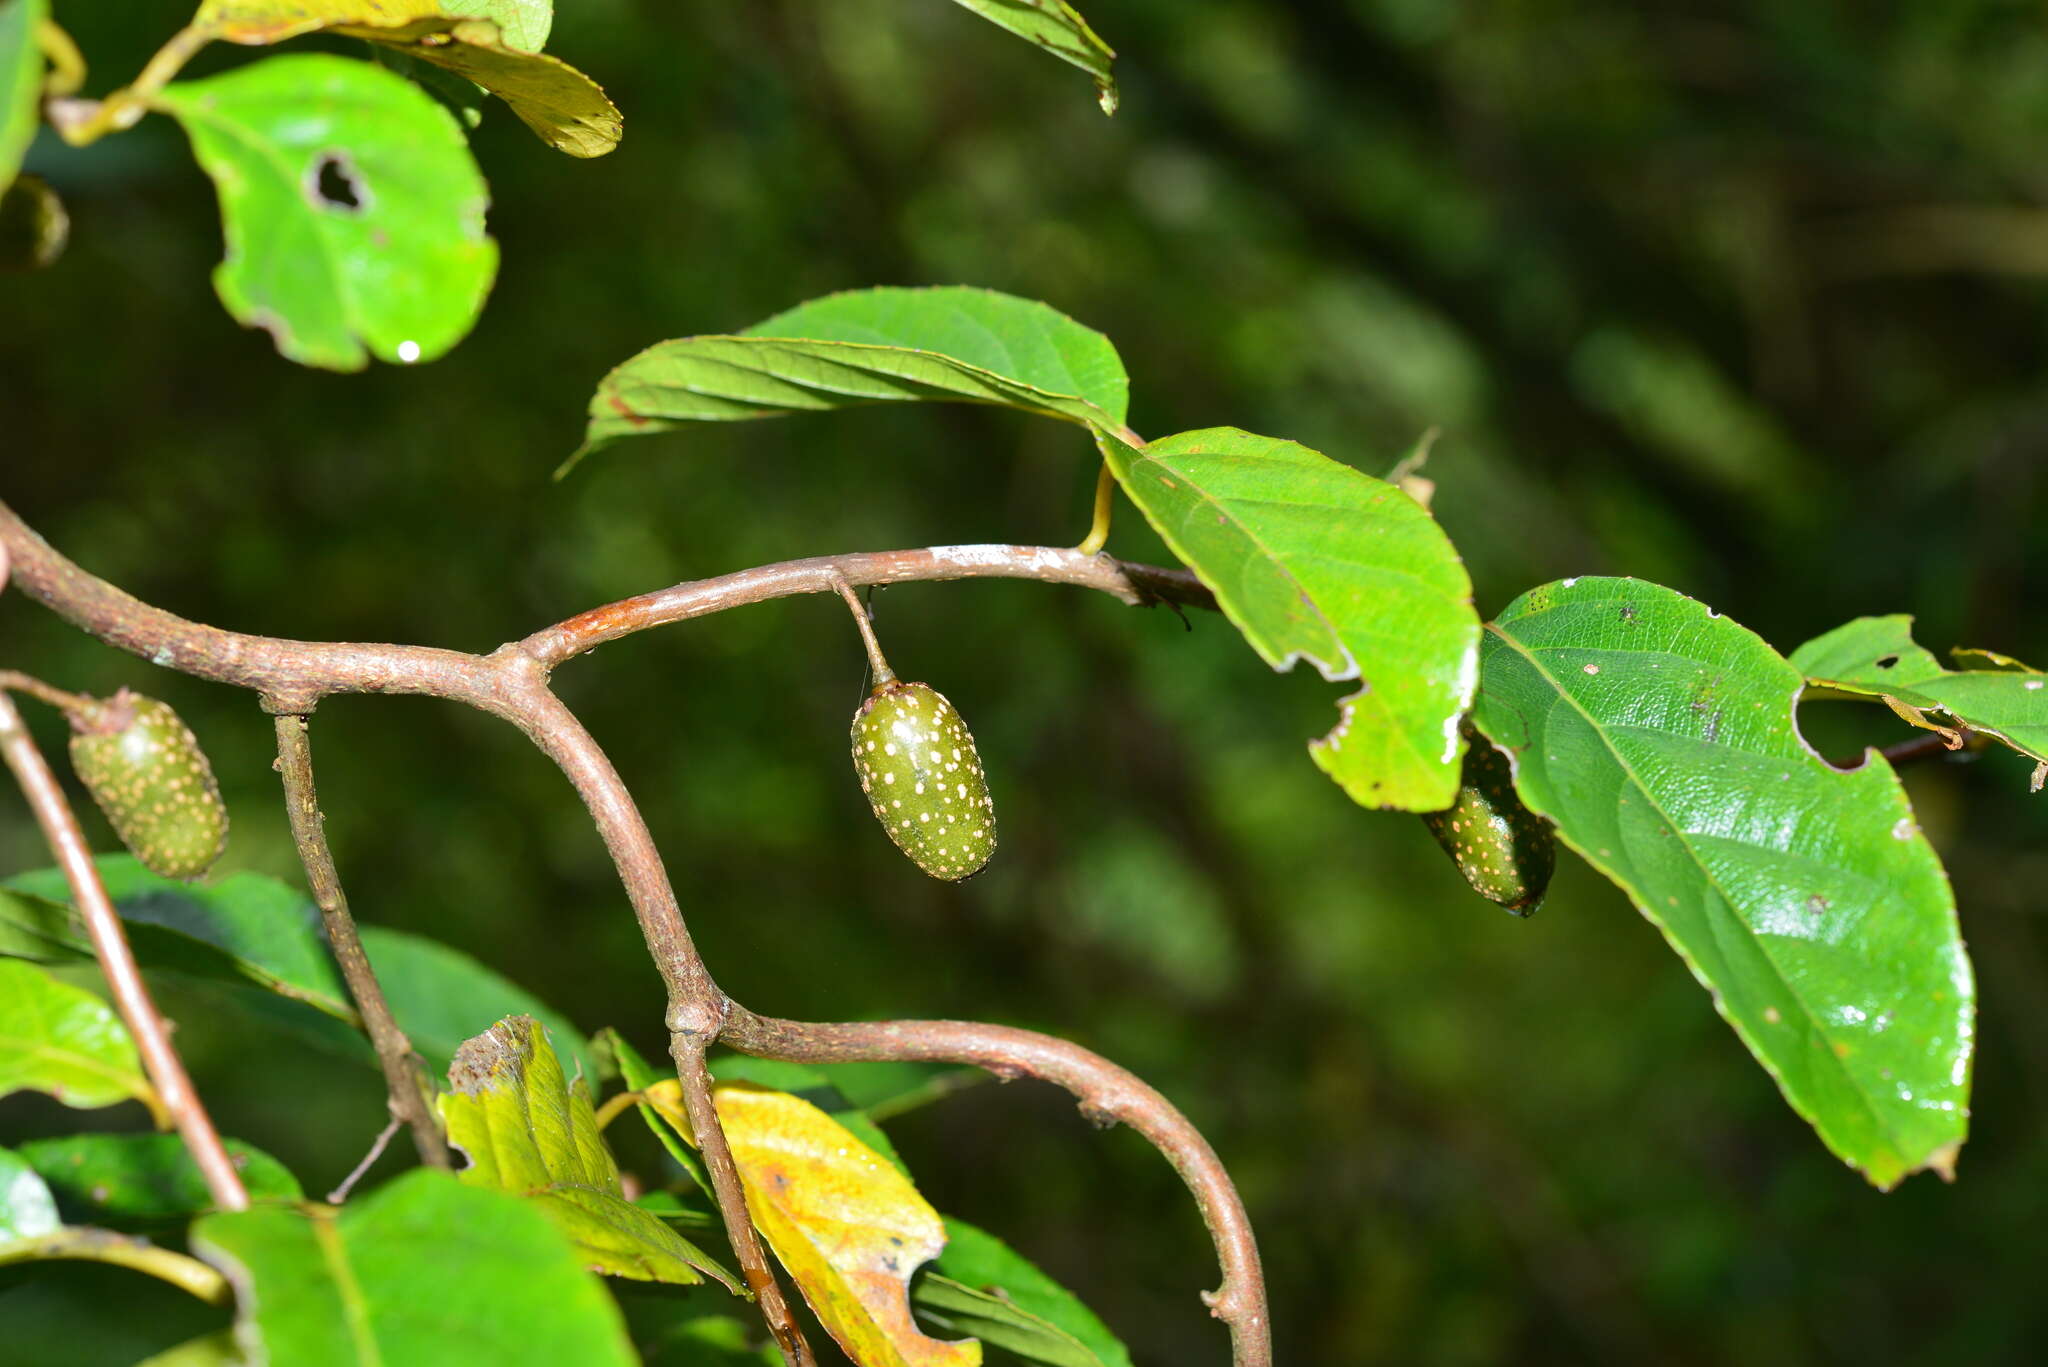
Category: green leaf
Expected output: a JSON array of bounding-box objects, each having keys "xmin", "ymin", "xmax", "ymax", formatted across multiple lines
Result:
[
  {"xmin": 0, "ymin": 1144, "xmax": 61, "ymax": 1240},
  {"xmin": 1789, "ymin": 615, "xmax": 2048, "ymax": 771},
  {"xmin": 571, "ymin": 287, "xmax": 1127, "ymax": 471},
  {"xmin": 441, "ymin": 0, "xmax": 550, "ymax": 52},
  {"xmin": 440, "ymin": 1016, "xmax": 738, "ymax": 1289},
  {"xmin": 359, "ymin": 924, "xmax": 594, "ymax": 1081},
  {"xmin": 930, "ymin": 1218, "xmax": 1130, "ymax": 1367},
  {"xmin": 190, "ymin": 1168, "xmax": 639, "ymax": 1367},
  {"xmin": 0, "ymin": 960, "xmax": 160, "ymax": 1120},
  {"xmin": 940, "ymin": 1, "xmax": 1118, "ymax": 114},
  {"xmin": 0, "ymin": 0, "xmax": 44, "ymax": 194},
  {"xmin": 1474, "ymin": 577, "xmax": 1973, "ymax": 1188},
  {"xmin": 593, "ymin": 1027, "xmax": 709, "ymax": 1194},
  {"xmin": 915, "ymin": 1274, "xmax": 1102, "ymax": 1367},
  {"xmin": 154, "ymin": 53, "xmax": 497, "ymax": 372},
  {"xmin": 17, "ymin": 1133, "xmax": 301, "ymax": 1225},
  {"xmin": 6, "ymin": 857, "xmax": 357, "ymax": 1024},
  {"xmin": 1097, "ymin": 427, "xmax": 1481, "ymax": 812}
]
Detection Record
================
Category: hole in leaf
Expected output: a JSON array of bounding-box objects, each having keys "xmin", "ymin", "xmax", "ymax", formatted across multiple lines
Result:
[
  {"xmin": 1875, "ymin": 654, "xmax": 1900, "ymax": 669},
  {"xmin": 308, "ymin": 153, "xmax": 366, "ymax": 214}
]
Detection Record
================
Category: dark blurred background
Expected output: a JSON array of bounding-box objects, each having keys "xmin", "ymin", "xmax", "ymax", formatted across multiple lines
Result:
[{"xmin": 5, "ymin": 1, "xmax": 2048, "ymax": 1363}]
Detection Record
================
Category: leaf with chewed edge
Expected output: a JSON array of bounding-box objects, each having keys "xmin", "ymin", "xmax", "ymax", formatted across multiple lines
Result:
[
  {"xmin": 440, "ymin": 1016, "xmax": 737, "ymax": 1290},
  {"xmin": 1097, "ymin": 426, "xmax": 1480, "ymax": 812},
  {"xmin": 1789, "ymin": 615, "xmax": 2048, "ymax": 773},
  {"xmin": 715, "ymin": 1083, "xmax": 981, "ymax": 1367},
  {"xmin": 1475, "ymin": 577, "xmax": 1973, "ymax": 1188}
]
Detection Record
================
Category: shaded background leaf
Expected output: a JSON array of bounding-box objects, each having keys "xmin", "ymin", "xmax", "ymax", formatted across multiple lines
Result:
[
  {"xmin": 16, "ymin": 1132, "xmax": 300, "ymax": 1225},
  {"xmin": 930, "ymin": 1217, "xmax": 1130, "ymax": 1367}
]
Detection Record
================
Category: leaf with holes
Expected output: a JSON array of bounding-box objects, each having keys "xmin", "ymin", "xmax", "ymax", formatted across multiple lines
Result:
[
  {"xmin": 439, "ymin": 1016, "xmax": 737, "ymax": 1289},
  {"xmin": 926, "ymin": 1217, "xmax": 1130, "ymax": 1367},
  {"xmin": 940, "ymin": 1, "xmax": 1118, "ymax": 113},
  {"xmin": 193, "ymin": 3, "xmax": 614, "ymax": 156},
  {"xmin": 570, "ymin": 286, "xmax": 1127, "ymax": 470},
  {"xmin": 1474, "ymin": 577, "xmax": 1973, "ymax": 1188},
  {"xmin": 0, "ymin": 960, "xmax": 163, "ymax": 1123},
  {"xmin": 17, "ymin": 1133, "xmax": 301, "ymax": 1226},
  {"xmin": 0, "ymin": 0, "xmax": 43, "ymax": 194},
  {"xmin": 715, "ymin": 1083, "xmax": 981, "ymax": 1367},
  {"xmin": 190, "ymin": 1169, "xmax": 639, "ymax": 1367},
  {"xmin": 155, "ymin": 53, "xmax": 497, "ymax": 371},
  {"xmin": 1097, "ymin": 427, "xmax": 1480, "ymax": 812},
  {"xmin": 1789, "ymin": 615, "xmax": 2048, "ymax": 773}
]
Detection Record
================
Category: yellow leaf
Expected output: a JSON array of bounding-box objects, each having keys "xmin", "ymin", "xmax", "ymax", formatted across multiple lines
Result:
[
  {"xmin": 190, "ymin": 1, "xmax": 621, "ymax": 157},
  {"xmin": 644, "ymin": 1079, "xmax": 981, "ymax": 1367}
]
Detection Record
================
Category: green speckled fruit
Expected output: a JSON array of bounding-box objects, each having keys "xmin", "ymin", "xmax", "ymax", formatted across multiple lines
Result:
[
  {"xmin": 68, "ymin": 691, "xmax": 229, "ymax": 880},
  {"xmin": 1423, "ymin": 725, "xmax": 1553, "ymax": 915},
  {"xmin": 851, "ymin": 681, "xmax": 995, "ymax": 880}
]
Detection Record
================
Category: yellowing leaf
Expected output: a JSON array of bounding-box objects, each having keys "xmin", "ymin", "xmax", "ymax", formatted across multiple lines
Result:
[
  {"xmin": 647, "ymin": 1080, "xmax": 980, "ymax": 1367},
  {"xmin": 192, "ymin": 1, "xmax": 620, "ymax": 157},
  {"xmin": 439, "ymin": 1016, "xmax": 737, "ymax": 1290}
]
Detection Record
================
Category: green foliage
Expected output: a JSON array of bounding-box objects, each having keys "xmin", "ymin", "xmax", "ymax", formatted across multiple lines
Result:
[
  {"xmin": 16, "ymin": 1133, "xmax": 300, "ymax": 1224},
  {"xmin": 156, "ymin": 54, "xmax": 498, "ymax": 371},
  {"xmin": 0, "ymin": 1143, "xmax": 61, "ymax": 1239},
  {"xmin": 1474, "ymin": 577, "xmax": 1973, "ymax": 1188},
  {"xmin": 190, "ymin": 1168, "xmax": 641, "ymax": 1367},
  {"xmin": 928, "ymin": 1218, "xmax": 1131, "ymax": 1367},
  {"xmin": 440, "ymin": 1015, "xmax": 735, "ymax": 1288},
  {"xmin": 0, "ymin": 960, "xmax": 156, "ymax": 1118},
  {"xmin": 572, "ymin": 287, "xmax": 1128, "ymax": 468},
  {"xmin": 940, "ymin": 0, "xmax": 1118, "ymax": 113},
  {"xmin": 1098, "ymin": 426, "xmax": 1479, "ymax": 811},
  {"xmin": 1791, "ymin": 615, "xmax": 2048, "ymax": 771},
  {"xmin": 0, "ymin": 0, "xmax": 40, "ymax": 194}
]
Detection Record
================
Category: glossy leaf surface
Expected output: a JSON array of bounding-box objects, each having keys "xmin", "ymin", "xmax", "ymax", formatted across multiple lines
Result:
[
  {"xmin": 0, "ymin": 0, "xmax": 42, "ymax": 193},
  {"xmin": 1789, "ymin": 615, "xmax": 2048, "ymax": 770},
  {"xmin": 156, "ymin": 54, "xmax": 497, "ymax": 371},
  {"xmin": 1098, "ymin": 426, "xmax": 1480, "ymax": 811},
  {"xmin": 440, "ymin": 1016, "xmax": 735, "ymax": 1288},
  {"xmin": 941, "ymin": 1, "xmax": 1117, "ymax": 112},
  {"xmin": 191, "ymin": 1168, "xmax": 638, "ymax": 1367},
  {"xmin": 573, "ymin": 287, "xmax": 1125, "ymax": 467},
  {"xmin": 715, "ymin": 1083, "xmax": 981, "ymax": 1366},
  {"xmin": 1475, "ymin": 577, "xmax": 1973, "ymax": 1187},
  {"xmin": 359, "ymin": 924, "xmax": 593, "ymax": 1079},
  {"xmin": 6, "ymin": 857, "xmax": 355, "ymax": 1022},
  {"xmin": 0, "ymin": 960, "xmax": 159, "ymax": 1120},
  {"xmin": 928, "ymin": 1217, "xmax": 1130, "ymax": 1367},
  {"xmin": 0, "ymin": 1143, "xmax": 60, "ymax": 1240},
  {"xmin": 18, "ymin": 1133, "xmax": 301, "ymax": 1224}
]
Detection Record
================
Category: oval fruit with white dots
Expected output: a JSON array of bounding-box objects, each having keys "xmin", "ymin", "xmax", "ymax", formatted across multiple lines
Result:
[
  {"xmin": 850, "ymin": 682, "xmax": 996, "ymax": 880},
  {"xmin": 1422, "ymin": 725, "xmax": 1553, "ymax": 915},
  {"xmin": 68, "ymin": 690, "xmax": 229, "ymax": 880}
]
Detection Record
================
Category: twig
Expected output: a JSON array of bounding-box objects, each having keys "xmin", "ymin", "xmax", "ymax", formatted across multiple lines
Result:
[
  {"xmin": 671, "ymin": 1036, "xmax": 816, "ymax": 1367},
  {"xmin": 0, "ymin": 669, "xmax": 96, "ymax": 715},
  {"xmin": 0, "ymin": 1228, "xmax": 232, "ymax": 1305},
  {"xmin": 721, "ymin": 1008, "xmax": 1272, "ymax": 1367},
  {"xmin": 272, "ymin": 714, "xmax": 450, "ymax": 1170},
  {"xmin": 328, "ymin": 1116, "xmax": 403, "ymax": 1204},
  {"xmin": 0, "ymin": 609, "xmax": 247, "ymax": 1209},
  {"xmin": 828, "ymin": 571, "xmax": 896, "ymax": 686}
]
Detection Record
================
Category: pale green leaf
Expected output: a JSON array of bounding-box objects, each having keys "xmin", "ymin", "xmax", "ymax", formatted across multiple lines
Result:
[
  {"xmin": 440, "ymin": 1016, "xmax": 737, "ymax": 1289},
  {"xmin": 441, "ymin": 0, "xmax": 550, "ymax": 52},
  {"xmin": 571, "ymin": 287, "xmax": 1126, "ymax": 470},
  {"xmin": 0, "ymin": 960, "xmax": 159, "ymax": 1120},
  {"xmin": 1098, "ymin": 426, "xmax": 1480, "ymax": 811},
  {"xmin": 0, "ymin": 1144, "xmax": 60, "ymax": 1240},
  {"xmin": 1789, "ymin": 615, "xmax": 2048, "ymax": 770},
  {"xmin": 0, "ymin": 0, "xmax": 44, "ymax": 193},
  {"xmin": 940, "ymin": 0, "xmax": 1117, "ymax": 114},
  {"xmin": 190, "ymin": 1168, "xmax": 639, "ymax": 1367},
  {"xmin": 155, "ymin": 53, "xmax": 497, "ymax": 371},
  {"xmin": 1475, "ymin": 577, "xmax": 1973, "ymax": 1187}
]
